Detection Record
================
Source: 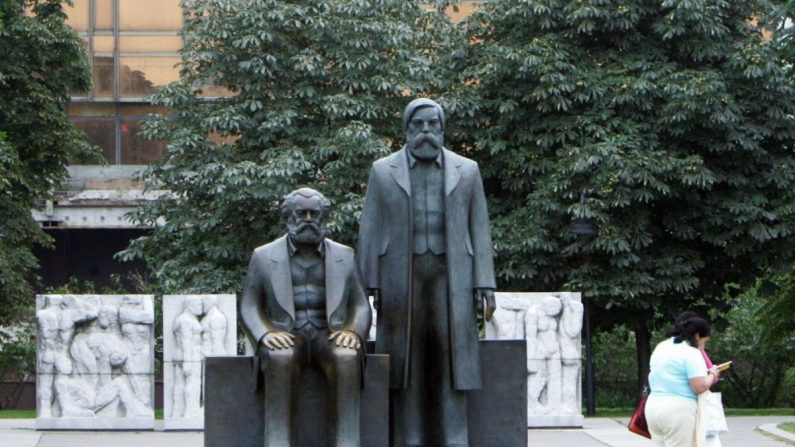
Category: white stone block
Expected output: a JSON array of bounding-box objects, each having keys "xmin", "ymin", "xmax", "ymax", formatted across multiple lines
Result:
[
  {"xmin": 35, "ymin": 294, "xmax": 155, "ymax": 430},
  {"xmin": 485, "ymin": 292, "xmax": 583, "ymax": 428},
  {"xmin": 162, "ymin": 294, "xmax": 237, "ymax": 430}
]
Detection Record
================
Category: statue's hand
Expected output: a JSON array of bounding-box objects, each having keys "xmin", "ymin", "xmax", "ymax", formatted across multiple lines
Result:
[
  {"xmin": 329, "ymin": 330, "xmax": 361, "ymax": 350},
  {"xmin": 368, "ymin": 288, "xmax": 381, "ymax": 312},
  {"xmin": 476, "ymin": 288, "xmax": 496, "ymax": 322},
  {"xmin": 261, "ymin": 330, "xmax": 295, "ymax": 350}
]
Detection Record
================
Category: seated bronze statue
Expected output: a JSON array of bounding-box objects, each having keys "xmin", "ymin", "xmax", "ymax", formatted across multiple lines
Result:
[{"xmin": 240, "ymin": 187, "xmax": 372, "ymax": 447}]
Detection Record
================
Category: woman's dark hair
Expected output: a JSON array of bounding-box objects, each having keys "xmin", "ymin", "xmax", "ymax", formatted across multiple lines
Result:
[
  {"xmin": 672, "ymin": 317, "xmax": 711, "ymax": 346},
  {"xmin": 666, "ymin": 311, "xmax": 699, "ymax": 338}
]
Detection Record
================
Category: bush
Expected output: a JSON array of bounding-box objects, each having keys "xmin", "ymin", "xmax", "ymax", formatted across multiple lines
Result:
[
  {"xmin": 0, "ymin": 322, "xmax": 36, "ymax": 409},
  {"xmin": 707, "ymin": 283, "xmax": 795, "ymax": 408},
  {"xmin": 591, "ymin": 325, "xmax": 639, "ymax": 408}
]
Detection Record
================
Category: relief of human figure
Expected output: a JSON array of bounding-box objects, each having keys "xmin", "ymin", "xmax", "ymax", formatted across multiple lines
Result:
[
  {"xmin": 201, "ymin": 295, "xmax": 228, "ymax": 357},
  {"xmin": 37, "ymin": 296, "xmax": 98, "ymax": 418},
  {"xmin": 559, "ymin": 295, "xmax": 583, "ymax": 414},
  {"xmin": 539, "ymin": 297, "xmax": 563, "ymax": 412},
  {"xmin": 491, "ymin": 305, "xmax": 524, "ymax": 340},
  {"xmin": 118, "ymin": 296, "xmax": 154, "ymax": 409},
  {"xmin": 525, "ymin": 297, "xmax": 563, "ymax": 414},
  {"xmin": 172, "ymin": 297, "xmax": 204, "ymax": 418},
  {"xmin": 68, "ymin": 305, "xmax": 149, "ymax": 417},
  {"xmin": 523, "ymin": 305, "xmax": 543, "ymax": 414}
]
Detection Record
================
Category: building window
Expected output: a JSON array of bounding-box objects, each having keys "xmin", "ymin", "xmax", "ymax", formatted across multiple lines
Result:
[{"xmin": 66, "ymin": 0, "xmax": 183, "ymax": 165}]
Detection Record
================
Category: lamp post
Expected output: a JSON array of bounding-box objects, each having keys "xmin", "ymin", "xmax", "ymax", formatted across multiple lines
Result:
[{"xmin": 570, "ymin": 198, "xmax": 597, "ymax": 417}]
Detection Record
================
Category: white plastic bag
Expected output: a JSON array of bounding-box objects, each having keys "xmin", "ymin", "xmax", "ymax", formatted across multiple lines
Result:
[{"xmin": 703, "ymin": 391, "xmax": 729, "ymax": 436}]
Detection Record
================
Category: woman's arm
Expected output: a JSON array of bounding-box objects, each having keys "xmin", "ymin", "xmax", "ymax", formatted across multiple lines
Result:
[{"xmin": 689, "ymin": 367, "xmax": 720, "ymax": 394}]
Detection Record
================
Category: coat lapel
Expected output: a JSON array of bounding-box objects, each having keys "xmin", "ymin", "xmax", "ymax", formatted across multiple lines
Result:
[
  {"xmin": 444, "ymin": 148, "xmax": 463, "ymax": 196},
  {"xmin": 324, "ymin": 240, "xmax": 346, "ymax": 319},
  {"xmin": 389, "ymin": 147, "xmax": 411, "ymax": 197},
  {"xmin": 269, "ymin": 235, "xmax": 295, "ymax": 320}
]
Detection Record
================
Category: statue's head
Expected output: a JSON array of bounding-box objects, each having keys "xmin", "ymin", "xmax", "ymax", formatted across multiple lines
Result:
[
  {"xmin": 281, "ymin": 187, "xmax": 330, "ymax": 246},
  {"xmin": 184, "ymin": 296, "xmax": 203, "ymax": 316},
  {"xmin": 203, "ymin": 295, "xmax": 218, "ymax": 313},
  {"xmin": 45, "ymin": 296, "xmax": 63, "ymax": 308},
  {"xmin": 98, "ymin": 305, "xmax": 118, "ymax": 329},
  {"xmin": 541, "ymin": 296, "xmax": 562, "ymax": 317},
  {"xmin": 403, "ymin": 98, "xmax": 445, "ymax": 161}
]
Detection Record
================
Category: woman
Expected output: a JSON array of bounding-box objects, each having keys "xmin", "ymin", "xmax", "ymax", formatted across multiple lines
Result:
[{"xmin": 646, "ymin": 316, "xmax": 720, "ymax": 447}]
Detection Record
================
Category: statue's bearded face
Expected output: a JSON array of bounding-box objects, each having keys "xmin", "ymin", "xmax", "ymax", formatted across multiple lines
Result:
[
  {"xmin": 406, "ymin": 106, "xmax": 444, "ymax": 160},
  {"xmin": 286, "ymin": 194, "xmax": 327, "ymax": 245}
]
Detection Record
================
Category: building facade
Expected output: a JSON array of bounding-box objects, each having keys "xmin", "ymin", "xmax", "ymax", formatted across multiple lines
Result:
[{"xmin": 33, "ymin": 0, "xmax": 482, "ymax": 290}]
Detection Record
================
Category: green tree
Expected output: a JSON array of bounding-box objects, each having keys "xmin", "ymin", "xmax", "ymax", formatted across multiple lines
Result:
[
  {"xmin": 0, "ymin": 0, "xmax": 98, "ymax": 325},
  {"xmin": 708, "ymin": 282, "xmax": 795, "ymax": 407},
  {"xmin": 121, "ymin": 0, "xmax": 459, "ymax": 293},
  {"xmin": 445, "ymin": 0, "xmax": 795, "ymax": 394}
]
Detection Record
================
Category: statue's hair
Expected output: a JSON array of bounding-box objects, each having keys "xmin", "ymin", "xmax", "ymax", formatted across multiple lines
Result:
[
  {"xmin": 402, "ymin": 98, "xmax": 445, "ymax": 131},
  {"xmin": 280, "ymin": 187, "xmax": 331, "ymax": 220}
]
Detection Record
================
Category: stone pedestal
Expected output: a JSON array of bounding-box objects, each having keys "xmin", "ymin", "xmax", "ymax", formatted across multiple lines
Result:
[
  {"xmin": 204, "ymin": 341, "xmax": 527, "ymax": 446},
  {"xmin": 485, "ymin": 292, "xmax": 585, "ymax": 428},
  {"xmin": 35, "ymin": 294, "xmax": 155, "ymax": 430},
  {"xmin": 204, "ymin": 354, "xmax": 390, "ymax": 447},
  {"xmin": 163, "ymin": 294, "xmax": 237, "ymax": 430}
]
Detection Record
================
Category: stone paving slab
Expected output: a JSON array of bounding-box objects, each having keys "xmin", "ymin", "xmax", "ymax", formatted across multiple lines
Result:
[
  {"xmin": 1, "ymin": 416, "xmax": 794, "ymax": 447},
  {"xmin": 0, "ymin": 430, "xmax": 42, "ymax": 447}
]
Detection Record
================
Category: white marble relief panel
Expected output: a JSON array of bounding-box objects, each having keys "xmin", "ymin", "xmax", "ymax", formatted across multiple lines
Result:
[
  {"xmin": 36, "ymin": 294, "xmax": 155, "ymax": 429},
  {"xmin": 485, "ymin": 292, "xmax": 584, "ymax": 428},
  {"xmin": 163, "ymin": 294, "xmax": 236, "ymax": 430}
]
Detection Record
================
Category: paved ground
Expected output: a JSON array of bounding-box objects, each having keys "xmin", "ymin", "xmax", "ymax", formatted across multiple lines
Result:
[{"xmin": 1, "ymin": 416, "xmax": 794, "ymax": 446}]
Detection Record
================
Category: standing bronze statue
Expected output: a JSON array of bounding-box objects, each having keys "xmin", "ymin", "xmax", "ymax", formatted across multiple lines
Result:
[
  {"xmin": 241, "ymin": 187, "xmax": 372, "ymax": 447},
  {"xmin": 358, "ymin": 98, "xmax": 496, "ymax": 446}
]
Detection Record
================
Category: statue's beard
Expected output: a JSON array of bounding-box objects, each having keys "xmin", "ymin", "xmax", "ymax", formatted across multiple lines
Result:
[
  {"xmin": 407, "ymin": 133, "xmax": 443, "ymax": 160},
  {"xmin": 288, "ymin": 222, "xmax": 326, "ymax": 245}
]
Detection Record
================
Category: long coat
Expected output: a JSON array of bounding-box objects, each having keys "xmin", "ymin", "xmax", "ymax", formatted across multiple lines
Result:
[
  {"xmin": 240, "ymin": 235, "xmax": 372, "ymax": 359},
  {"xmin": 358, "ymin": 147, "xmax": 496, "ymax": 390}
]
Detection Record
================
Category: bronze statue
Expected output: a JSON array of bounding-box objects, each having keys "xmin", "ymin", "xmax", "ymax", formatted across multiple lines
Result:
[
  {"xmin": 241, "ymin": 187, "xmax": 372, "ymax": 447},
  {"xmin": 358, "ymin": 98, "xmax": 496, "ymax": 446}
]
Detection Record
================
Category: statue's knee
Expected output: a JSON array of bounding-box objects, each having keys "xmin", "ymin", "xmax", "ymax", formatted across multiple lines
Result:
[
  {"xmin": 330, "ymin": 347, "xmax": 359, "ymax": 369},
  {"xmin": 262, "ymin": 346, "xmax": 297, "ymax": 367}
]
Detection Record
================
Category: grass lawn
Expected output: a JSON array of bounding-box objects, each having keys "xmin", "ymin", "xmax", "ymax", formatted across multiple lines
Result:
[
  {"xmin": 0, "ymin": 410, "xmax": 35, "ymax": 418},
  {"xmin": 780, "ymin": 423, "xmax": 795, "ymax": 435},
  {"xmin": 588, "ymin": 407, "xmax": 795, "ymax": 418},
  {"xmin": 0, "ymin": 409, "xmax": 164, "ymax": 419}
]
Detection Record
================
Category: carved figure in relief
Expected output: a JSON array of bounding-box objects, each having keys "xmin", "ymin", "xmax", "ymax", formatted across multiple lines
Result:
[
  {"xmin": 119, "ymin": 296, "xmax": 155, "ymax": 407},
  {"xmin": 172, "ymin": 297, "xmax": 204, "ymax": 418},
  {"xmin": 492, "ymin": 306, "xmax": 523, "ymax": 340},
  {"xmin": 37, "ymin": 296, "xmax": 99, "ymax": 418},
  {"xmin": 523, "ymin": 305, "xmax": 543, "ymax": 413},
  {"xmin": 68, "ymin": 306, "xmax": 149, "ymax": 417},
  {"xmin": 525, "ymin": 297, "xmax": 563, "ymax": 413},
  {"xmin": 559, "ymin": 295, "xmax": 583, "ymax": 414},
  {"xmin": 201, "ymin": 295, "xmax": 228, "ymax": 357}
]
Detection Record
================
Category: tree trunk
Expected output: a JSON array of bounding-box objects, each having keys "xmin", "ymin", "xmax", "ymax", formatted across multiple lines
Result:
[{"xmin": 634, "ymin": 320, "xmax": 652, "ymax": 400}]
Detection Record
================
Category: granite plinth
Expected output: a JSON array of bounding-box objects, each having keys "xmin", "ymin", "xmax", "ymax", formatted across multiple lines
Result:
[
  {"xmin": 468, "ymin": 340, "xmax": 528, "ymax": 447},
  {"xmin": 204, "ymin": 354, "xmax": 389, "ymax": 447},
  {"xmin": 205, "ymin": 340, "xmax": 527, "ymax": 447}
]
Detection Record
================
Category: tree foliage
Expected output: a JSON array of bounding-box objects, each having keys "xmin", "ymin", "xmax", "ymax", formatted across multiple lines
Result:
[
  {"xmin": 122, "ymin": 0, "xmax": 458, "ymax": 293},
  {"xmin": 0, "ymin": 0, "xmax": 97, "ymax": 325},
  {"xmin": 442, "ymin": 0, "xmax": 795, "ymax": 395},
  {"xmin": 446, "ymin": 0, "xmax": 795, "ymax": 318},
  {"xmin": 708, "ymin": 282, "xmax": 795, "ymax": 407}
]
